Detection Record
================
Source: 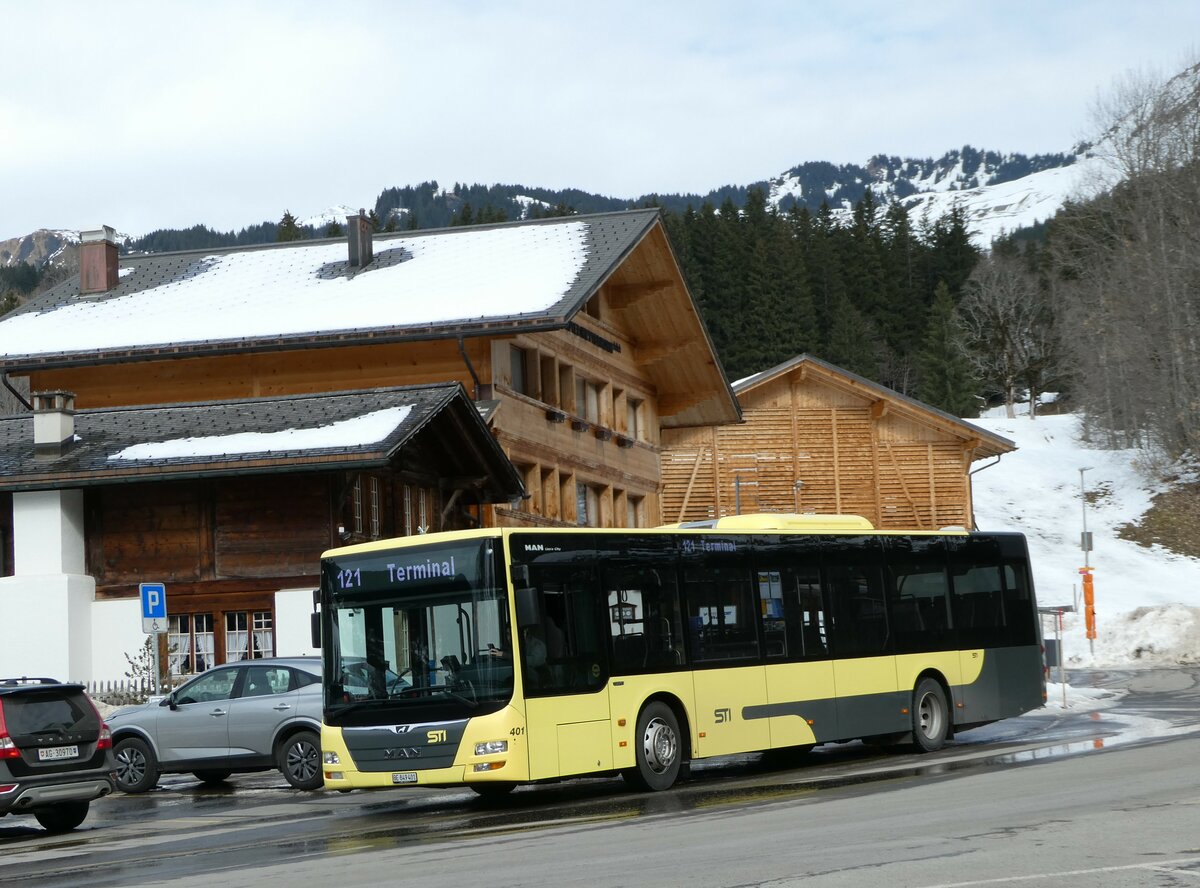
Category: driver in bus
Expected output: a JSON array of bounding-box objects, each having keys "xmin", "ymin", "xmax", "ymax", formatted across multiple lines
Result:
[{"xmin": 485, "ymin": 624, "xmax": 547, "ymax": 667}]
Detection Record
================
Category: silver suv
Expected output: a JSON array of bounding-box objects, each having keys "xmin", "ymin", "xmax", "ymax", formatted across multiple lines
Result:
[
  {"xmin": 0, "ymin": 678, "xmax": 116, "ymax": 832},
  {"xmin": 107, "ymin": 657, "xmax": 323, "ymax": 792}
]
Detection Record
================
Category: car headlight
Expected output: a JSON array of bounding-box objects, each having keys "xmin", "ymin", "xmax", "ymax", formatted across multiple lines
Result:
[
  {"xmin": 474, "ymin": 740, "xmax": 508, "ymax": 756},
  {"xmin": 322, "ymin": 751, "xmax": 341, "ymax": 765}
]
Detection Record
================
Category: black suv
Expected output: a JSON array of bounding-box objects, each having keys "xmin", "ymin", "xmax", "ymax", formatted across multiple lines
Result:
[{"xmin": 0, "ymin": 678, "xmax": 116, "ymax": 832}]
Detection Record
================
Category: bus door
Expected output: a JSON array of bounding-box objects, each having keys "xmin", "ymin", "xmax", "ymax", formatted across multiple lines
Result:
[
  {"xmin": 514, "ymin": 562, "xmax": 612, "ymax": 780},
  {"xmin": 826, "ymin": 540, "xmax": 908, "ymax": 740},
  {"xmin": 681, "ymin": 536, "xmax": 770, "ymax": 757},
  {"xmin": 753, "ymin": 549, "xmax": 837, "ymax": 748},
  {"xmin": 603, "ymin": 556, "xmax": 694, "ymax": 766}
]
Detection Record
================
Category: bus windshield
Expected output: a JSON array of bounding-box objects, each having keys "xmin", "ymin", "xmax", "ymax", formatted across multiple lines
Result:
[{"xmin": 321, "ymin": 537, "xmax": 513, "ymax": 724}]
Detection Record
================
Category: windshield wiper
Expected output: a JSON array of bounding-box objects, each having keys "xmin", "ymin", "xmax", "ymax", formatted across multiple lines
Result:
[{"xmin": 401, "ymin": 684, "xmax": 479, "ymax": 709}]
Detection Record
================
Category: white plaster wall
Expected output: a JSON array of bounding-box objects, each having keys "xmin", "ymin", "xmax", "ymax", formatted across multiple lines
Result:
[
  {"xmin": 90, "ymin": 598, "xmax": 145, "ymax": 682},
  {"xmin": 0, "ymin": 574, "xmax": 95, "ymax": 680},
  {"xmin": 275, "ymin": 588, "xmax": 320, "ymax": 658},
  {"xmin": 13, "ymin": 490, "xmax": 85, "ymax": 575}
]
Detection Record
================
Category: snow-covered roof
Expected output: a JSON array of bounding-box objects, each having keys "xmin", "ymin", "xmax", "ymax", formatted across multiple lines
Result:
[
  {"xmin": 0, "ymin": 209, "xmax": 662, "ymax": 369},
  {"xmin": 0, "ymin": 384, "xmax": 523, "ymax": 497}
]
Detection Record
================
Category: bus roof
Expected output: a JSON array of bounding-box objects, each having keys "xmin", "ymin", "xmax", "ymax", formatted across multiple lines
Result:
[{"xmin": 320, "ymin": 513, "xmax": 981, "ymax": 560}]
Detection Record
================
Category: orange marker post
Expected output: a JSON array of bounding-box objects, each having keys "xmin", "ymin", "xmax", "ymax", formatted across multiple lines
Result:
[{"xmin": 1079, "ymin": 566, "xmax": 1096, "ymax": 641}]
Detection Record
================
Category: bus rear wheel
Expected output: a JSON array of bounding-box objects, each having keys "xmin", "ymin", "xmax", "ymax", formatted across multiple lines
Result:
[
  {"xmin": 912, "ymin": 678, "xmax": 949, "ymax": 752},
  {"xmin": 624, "ymin": 702, "xmax": 682, "ymax": 792}
]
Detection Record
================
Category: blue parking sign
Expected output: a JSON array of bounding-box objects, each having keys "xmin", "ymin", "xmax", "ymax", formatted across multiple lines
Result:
[{"xmin": 140, "ymin": 582, "xmax": 168, "ymax": 634}]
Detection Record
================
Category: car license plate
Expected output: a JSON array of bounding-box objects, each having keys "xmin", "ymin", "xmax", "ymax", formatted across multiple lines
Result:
[
  {"xmin": 392, "ymin": 772, "xmax": 418, "ymax": 785},
  {"xmin": 38, "ymin": 745, "xmax": 79, "ymax": 761}
]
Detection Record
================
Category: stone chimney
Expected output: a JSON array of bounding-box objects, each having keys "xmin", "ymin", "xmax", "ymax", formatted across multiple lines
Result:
[
  {"xmin": 79, "ymin": 226, "xmax": 120, "ymax": 294},
  {"xmin": 33, "ymin": 391, "xmax": 76, "ymax": 456},
  {"xmin": 346, "ymin": 209, "xmax": 373, "ymax": 268}
]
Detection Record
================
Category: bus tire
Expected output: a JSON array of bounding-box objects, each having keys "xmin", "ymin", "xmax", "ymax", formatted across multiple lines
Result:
[
  {"xmin": 469, "ymin": 782, "xmax": 517, "ymax": 799},
  {"xmin": 912, "ymin": 678, "xmax": 949, "ymax": 752},
  {"xmin": 624, "ymin": 702, "xmax": 682, "ymax": 792}
]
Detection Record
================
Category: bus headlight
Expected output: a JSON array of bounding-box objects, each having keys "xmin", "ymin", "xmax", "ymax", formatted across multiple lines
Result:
[
  {"xmin": 323, "ymin": 751, "xmax": 341, "ymax": 765},
  {"xmin": 474, "ymin": 740, "xmax": 508, "ymax": 756}
]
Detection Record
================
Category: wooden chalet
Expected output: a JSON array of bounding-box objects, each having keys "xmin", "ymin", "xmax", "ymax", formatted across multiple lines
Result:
[
  {"xmin": 0, "ymin": 211, "xmax": 738, "ymax": 680},
  {"xmin": 661, "ymin": 355, "xmax": 1015, "ymax": 531}
]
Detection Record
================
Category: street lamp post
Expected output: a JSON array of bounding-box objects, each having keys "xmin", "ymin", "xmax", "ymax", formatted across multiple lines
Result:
[
  {"xmin": 1079, "ymin": 467, "xmax": 1093, "ymax": 570},
  {"xmin": 793, "ymin": 479, "xmax": 804, "ymax": 514}
]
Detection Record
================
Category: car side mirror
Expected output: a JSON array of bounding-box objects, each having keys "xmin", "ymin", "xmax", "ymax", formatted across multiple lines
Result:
[{"xmin": 161, "ymin": 693, "xmax": 177, "ymax": 710}]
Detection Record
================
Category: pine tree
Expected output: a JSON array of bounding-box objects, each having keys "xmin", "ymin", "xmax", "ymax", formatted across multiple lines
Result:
[
  {"xmin": 277, "ymin": 211, "xmax": 304, "ymax": 242},
  {"xmin": 823, "ymin": 292, "xmax": 880, "ymax": 379},
  {"xmin": 324, "ymin": 220, "xmax": 343, "ymax": 238},
  {"xmin": 916, "ymin": 282, "xmax": 979, "ymax": 416}
]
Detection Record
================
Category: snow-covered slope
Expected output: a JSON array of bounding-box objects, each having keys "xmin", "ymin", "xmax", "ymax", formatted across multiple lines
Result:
[{"xmin": 971, "ymin": 408, "xmax": 1200, "ymax": 667}]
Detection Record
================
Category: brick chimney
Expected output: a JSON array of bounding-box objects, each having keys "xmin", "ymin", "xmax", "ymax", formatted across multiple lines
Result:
[
  {"xmin": 346, "ymin": 209, "xmax": 373, "ymax": 268},
  {"xmin": 32, "ymin": 391, "xmax": 77, "ymax": 456},
  {"xmin": 79, "ymin": 226, "xmax": 119, "ymax": 294}
]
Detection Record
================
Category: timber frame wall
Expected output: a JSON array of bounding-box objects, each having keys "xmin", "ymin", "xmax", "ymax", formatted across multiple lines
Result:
[{"xmin": 662, "ymin": 362, "xmax": 1010, "ymax": 531}]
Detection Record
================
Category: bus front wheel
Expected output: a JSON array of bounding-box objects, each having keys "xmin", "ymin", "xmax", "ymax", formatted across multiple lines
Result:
[
  {"xmin": 912, "ymin": 678, "xmax": 949, "ymax": 752},
  {"xmin": 625, "ymin": 702, "xmax": 682, "ymax": 792}
]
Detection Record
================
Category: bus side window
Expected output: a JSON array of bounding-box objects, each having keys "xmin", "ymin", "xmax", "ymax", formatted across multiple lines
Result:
[
  {"xmin": 524, "ymin": 566, "xmax": 608, "ymax": 695},
  {"xmin": 759, "ymin": 565, "xmax": 826, "ymax": 660},
  {"xmin": 827, "ymin": 566, "xmax": 889, "ymax": 657},
  {"xmin": 606, "ymin": 566, "xmax": 685, "ymax": 674},
  {"xmin": 684, "ymin": 564, "xmax": 758, "ymax": 662}
]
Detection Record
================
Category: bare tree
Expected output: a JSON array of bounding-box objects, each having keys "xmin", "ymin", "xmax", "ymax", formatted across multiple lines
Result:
[
  {"xmin": 959, "ymin": 253, "xmax": 1058, "ymax": 418},
  {"xmin": 1050, "ymin": 60, "xmax": 1200, "ymax": 456}
]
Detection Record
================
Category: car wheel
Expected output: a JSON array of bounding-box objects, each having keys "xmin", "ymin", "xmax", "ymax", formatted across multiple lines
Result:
[
  {"xmin": 34, "ymin": 801, "xmax": 90, "ymax": 832},
  {"xmin": 113, "ymin": 736, "xmax": 159, "ymax": 793},
  {"xmin": 193, "ymin": 769, "xmax": 233, "ymax": 785},
  {"xmin": 278, "ymin": 729, "xmax": 322, "ymax": 790}
]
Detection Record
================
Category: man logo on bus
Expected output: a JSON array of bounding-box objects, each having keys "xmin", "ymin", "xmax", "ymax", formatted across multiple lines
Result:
[{"xmin": 383, "ymin": 747, "xmax": 422, "ymax": 759}]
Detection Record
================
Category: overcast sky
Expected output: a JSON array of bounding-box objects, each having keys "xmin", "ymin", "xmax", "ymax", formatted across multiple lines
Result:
[{"xmin": 3, "ymin": 1, "xmax": 1197, "ymax": 240}]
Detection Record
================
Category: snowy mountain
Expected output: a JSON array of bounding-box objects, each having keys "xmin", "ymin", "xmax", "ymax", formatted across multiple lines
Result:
[
  {"xmin": 298, "ymin": 205, "xmax": 361, "ymax": 231},
  {"xmin": 767, "ymin": 144, "xmax": 1104, "ymax": 247},
  {"xmin": 1, "ymin": 228, "xmax": 80, "ymax": 269}
]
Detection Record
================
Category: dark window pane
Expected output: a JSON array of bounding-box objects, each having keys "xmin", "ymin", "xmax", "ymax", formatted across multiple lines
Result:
[
  {"xmin": 606, "ymin": 564, "xmax": 686, "ymax": 673},
  {"xmin": 681, "ymin": 541, "xmax": 758, "ymax": 662},
  {"xmin": 825, "ymin": 537, "xmax": 888, "ymax": 657},
  {"xmin": 885, "ymin": 537, "xmax": 954, "ymax": 654},
  {"xmin": 523, "ymin": 564, "xmax": 607, "ymax": 695}
]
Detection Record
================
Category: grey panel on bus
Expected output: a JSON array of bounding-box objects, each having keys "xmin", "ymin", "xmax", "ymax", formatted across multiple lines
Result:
[{"xmin": 342, "ymin": 719, "xmax": 469, "ymax": 772}]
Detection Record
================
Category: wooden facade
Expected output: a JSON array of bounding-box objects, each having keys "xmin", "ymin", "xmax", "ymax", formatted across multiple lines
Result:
[{"xmin": 661, "ymin": 356, "xmax": 1014, "ymax": 531}]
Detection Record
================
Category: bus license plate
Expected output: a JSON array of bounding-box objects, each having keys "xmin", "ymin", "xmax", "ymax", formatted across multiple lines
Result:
[
  {"xmin": 392, "ymin": 772, "xmax": 418, "ymax": 785},
  {"xmin": 38, "ymin": 745, "xmax": 79, "ymax": 761}
]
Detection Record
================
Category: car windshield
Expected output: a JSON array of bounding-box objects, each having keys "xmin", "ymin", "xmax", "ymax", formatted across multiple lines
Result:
[{"xmin": 322, "ymin": 537, "xmax": 513, "ymax": 723}]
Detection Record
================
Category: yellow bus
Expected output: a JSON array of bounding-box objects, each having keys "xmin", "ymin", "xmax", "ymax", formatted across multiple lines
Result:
[{"xmin": 318, "ymin": 514, "xmax": 1045, "ymax": 795}]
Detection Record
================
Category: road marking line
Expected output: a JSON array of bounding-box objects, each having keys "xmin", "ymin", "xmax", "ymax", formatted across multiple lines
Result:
[{"xmin": 921, "ymin": 856, "xmax": 1200, "ymax": 887}]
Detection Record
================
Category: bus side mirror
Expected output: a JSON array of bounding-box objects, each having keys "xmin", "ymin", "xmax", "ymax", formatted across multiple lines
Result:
[
  {"xmin": 310, "ymin": 612, "xmax": 322, "ymax": 649},
  {"xmin": 515, "ymin": 586, "xmax": 539, "ymax": 628}
]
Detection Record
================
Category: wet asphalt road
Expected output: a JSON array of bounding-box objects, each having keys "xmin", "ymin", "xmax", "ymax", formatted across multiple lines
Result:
[{"xmin": 4, "ymin": 667, "xmax": 1200, "ymax": 887}]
